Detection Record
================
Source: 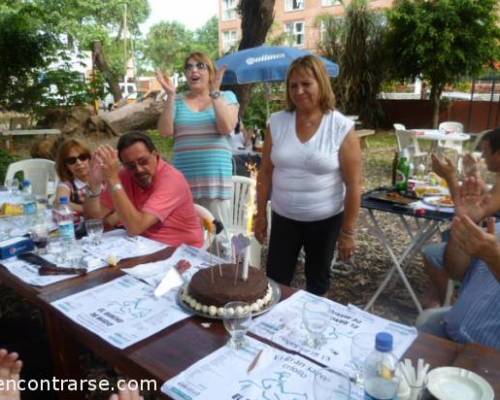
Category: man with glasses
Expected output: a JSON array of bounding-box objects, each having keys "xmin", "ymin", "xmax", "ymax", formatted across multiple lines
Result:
[{"xmin": 83, "ymin": 131, "xmax": 204, "ymax": 247}]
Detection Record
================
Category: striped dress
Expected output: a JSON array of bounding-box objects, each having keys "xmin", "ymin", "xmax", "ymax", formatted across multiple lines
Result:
[{"xmin": 172, "ymin": 91, "xmax": 237, "ymax": 200}]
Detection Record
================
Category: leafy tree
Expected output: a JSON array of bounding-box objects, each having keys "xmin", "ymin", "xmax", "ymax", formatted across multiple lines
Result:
[
  {"xmin": 0, "ymin": 9, "xmax": 58, "ymax": 111},
  {"xmin": 318, "ymin": 0, "xmax": 389, "ymax": 126},
  {"xmin": 387, "ymin": 0, "xmax": 500, "ymax": 127},
  {"xmin": 194, "ymin": 16, "xmax": 219, "ymax": 60},
  {"xmin": 142, "ymin": 21, "xmax": 194, "ymax": 73}
]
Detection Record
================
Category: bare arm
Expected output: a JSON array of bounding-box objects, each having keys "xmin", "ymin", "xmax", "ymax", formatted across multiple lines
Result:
[
  {"xmin": 211, "ymin": 66, "xmax": 238, "ymax": 135},
  {"xmin": 55, "ymin": 184, "xmax": 83, "ymax": 213},
  {"xmin": 156, "ymin": 70, "xmax": 176, "ymax": 137},
  {"xmin": 431, "ymin": 154, "xmax": 460, "ymax": 200},
  {"xmin": 451, "ymin": 215, "xmax": 500, "ymax": 281},
  {"xmin": 254, "ymin": 129, "xmax": 274, "ymax": 244},
  {"xmin": 338, "ymin": 130, "xmax": 363, "ymax": 260}
]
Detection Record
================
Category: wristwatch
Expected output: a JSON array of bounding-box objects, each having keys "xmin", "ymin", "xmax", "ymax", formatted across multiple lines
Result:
[
  {"xmin": 111, "ymin": 183, "xmax": 123, "ymax": 193},
  {"xmin": 86, "ymin": 186, "xmax": 102, "ymax": 198},
  {"xmin": 209, "ymin": 90, "xmax": 221, "ymax": 100}
]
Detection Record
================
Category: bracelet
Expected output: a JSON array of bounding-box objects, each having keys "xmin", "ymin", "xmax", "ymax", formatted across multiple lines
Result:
[
  {"xmin": 86, "ymin": 186, "xmax": 102, "ymax": 198},
  {"xmin": 111, "ymin": 183, "xmax": 123, "ymax": 193}
]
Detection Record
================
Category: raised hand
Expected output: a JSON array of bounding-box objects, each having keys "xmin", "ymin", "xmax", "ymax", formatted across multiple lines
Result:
[
  {"xmin": 0, "ymin": 349, "xmax": 22, "ymax": 400},
  {"xmin": 462, "ymin": 153, "xmax": 480, "ymax": 178},
  {"xmin": 431, "ymin": 153, "xmax": 456, "ymax": 181},
  {"xmin": 155, "ymin": 70, "xmax": 176, "ymax": 96},
  {"xmin": 454, "ymin": 176, "xmax": 490, "ymax": 222},
  {"xmin": 89, "ymin": 153, "xmax": 105, "ymax": 187},
  {"xmin": 211, "ymin": 64, "xmax": 227, "ymax": 92},
  {"xmin": 95, "ymin": 145, "xmax": 120, "ymax": 183},
  {"xmin": 451, "ymin": 215, "xmax": 499, "ymax": 262}
]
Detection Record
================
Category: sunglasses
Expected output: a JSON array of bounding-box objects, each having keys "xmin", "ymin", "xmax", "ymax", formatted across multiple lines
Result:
[
  {"xmin": 185, "ymin": 62, "xmax": 208, "ymax": 72},
  {"xmin": 123, "ymin": 154, "xmax": 155, "ymax": 170},
  {"xmin": 65, "ymin": 154, "xmax": 90, "ymax": 165}
]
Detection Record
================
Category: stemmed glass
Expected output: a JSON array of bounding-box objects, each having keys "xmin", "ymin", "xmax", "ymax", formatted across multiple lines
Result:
[
  {"xmin": 302, "ymin": 299, "xmax": 330, "ymax": 349},
  {"xmin": 350, "ymin": 332, "xmax": 374, "ymax": 386},
  {"xmin": 314, "ymin": 367, "xmax": 351, "ymax": 400},
  {"xmin": 223, "ymin": 301, "xmax": 252, "ymax": 350},
  {"xmin": 85, "ymin": 219, "xmax": 104, "ymax": 245}
]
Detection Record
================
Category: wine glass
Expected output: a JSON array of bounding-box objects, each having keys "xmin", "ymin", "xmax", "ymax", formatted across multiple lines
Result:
[
  {"xmin": 223, "ymin": 301, "xmax": 252, "ymax": 350},
  {"xmin": 350, "ymin": 332, "xmax": 374, "ymax": 386},
  {"xmin": 302, "ymin": 299, "xmax": 330, "ymax": 349},
  {"xmin": 314, "ymin": 367, "xmax": 351, "ymax": 400},
  {"xmin": 32, "ymin": 224, "xmax": 49, "ymax": 255},
  {"xmin": 85, "ymin": 219, "xmax": 104, "ymax": 245}
]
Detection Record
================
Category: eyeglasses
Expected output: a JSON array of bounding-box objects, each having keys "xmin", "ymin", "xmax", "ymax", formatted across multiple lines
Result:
[
  {"xmin": 65, "ymin": 154, "xmax": 90, "ymax": 165},
  {"xmin": 123, "ymin": 154, "xmax": 155, "ymax": 170},
  {"xmin": 185, "ymin": 62, "xmax": 208, "ymax": 72}
]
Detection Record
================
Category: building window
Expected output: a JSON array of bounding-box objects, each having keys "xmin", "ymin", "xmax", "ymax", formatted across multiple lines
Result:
[
  {"xmin": 284, "ymin": 21, "xmax": 305, "ymax": 47},
  {"xmin": 285, "ymin": 0, "xmax": 304, "ymax": 12},
  {"xmin": 222, "ymin": 30, "xmax": 238, "ymax": 52},
  {"xmin": 222, "ymin": 0, "xmax": 237, "ymax": 21},
  {"xmin": 321, "ymin": 0, "xmax": 342, "ymax": 6}
]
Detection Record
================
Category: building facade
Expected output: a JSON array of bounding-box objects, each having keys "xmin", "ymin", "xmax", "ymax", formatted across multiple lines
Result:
[{"xmin": 218, "ymin": 0, "xmax": 393, "ymax": 53}]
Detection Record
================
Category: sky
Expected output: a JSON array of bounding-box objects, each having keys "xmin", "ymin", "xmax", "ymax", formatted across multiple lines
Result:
[{"xmin": 140, "ymin": 0, "xmax": 219, "ymax": 35}]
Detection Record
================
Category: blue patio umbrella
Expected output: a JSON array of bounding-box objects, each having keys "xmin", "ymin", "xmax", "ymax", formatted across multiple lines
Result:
[{"xmin": 216, "ymin": 45, "xmax": 339, "ymax": 85}]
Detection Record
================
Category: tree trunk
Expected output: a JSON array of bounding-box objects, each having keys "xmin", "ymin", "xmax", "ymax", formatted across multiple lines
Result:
[
  {"xmin": 92, "ymin": 40, "xmax": 122, "ymax": 103},
  {"xmin": 230, "ymin": 0, "xmax": 276, "ymax": 117},
  {"xmin": 430, "ymin": 84, "xmax": 442, "ymax": 128}
]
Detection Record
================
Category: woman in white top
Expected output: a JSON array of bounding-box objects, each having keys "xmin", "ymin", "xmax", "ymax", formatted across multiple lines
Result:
[{"xmin": 254, "ymin": 55, "xmax": 362, "ymax": 295}]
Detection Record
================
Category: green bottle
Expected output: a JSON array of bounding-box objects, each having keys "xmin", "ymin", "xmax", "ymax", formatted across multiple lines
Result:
[{"xmin": 395, "ymin": 150, "xmax": 410, "ymax": 193}]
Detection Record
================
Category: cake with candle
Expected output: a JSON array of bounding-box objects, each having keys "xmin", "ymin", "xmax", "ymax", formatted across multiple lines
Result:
[{"xmin": 181, "ymin": 264, "xmax": 274, "ymax": 317}]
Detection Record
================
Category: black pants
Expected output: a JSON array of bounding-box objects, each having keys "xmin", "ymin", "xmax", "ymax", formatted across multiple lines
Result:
[{"xmin": 266, "ymin": 211, "xmax": 343, "ymax": 295}]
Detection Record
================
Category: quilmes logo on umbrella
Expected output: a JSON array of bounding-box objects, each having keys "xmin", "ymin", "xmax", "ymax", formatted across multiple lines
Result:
[{"xmin": 246, "ymin": 53, "xmax": 286, "ymax": 65}]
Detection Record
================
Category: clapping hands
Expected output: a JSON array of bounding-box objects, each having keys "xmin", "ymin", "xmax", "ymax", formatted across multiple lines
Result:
[
  {"xmin": 90, "ymin": 145, "xmax": 121, "ymax": 185},
  {"xmin": 156, "ymin": 70, "xmax": 176, "ymax": 96},
  {"xmin": 454, "ymin": 176, "xmax": 490, "ymax": 222}
]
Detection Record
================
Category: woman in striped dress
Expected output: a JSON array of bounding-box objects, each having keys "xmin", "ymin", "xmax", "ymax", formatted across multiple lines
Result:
[{"xmin": 157, "ymin": 52, "xmax": 239, "ymax": 253}]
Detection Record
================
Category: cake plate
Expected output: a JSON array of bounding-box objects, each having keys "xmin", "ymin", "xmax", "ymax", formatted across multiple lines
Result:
[{"xmin": 176, "ymin": 279, "xmax": 281, "ymax": 320}]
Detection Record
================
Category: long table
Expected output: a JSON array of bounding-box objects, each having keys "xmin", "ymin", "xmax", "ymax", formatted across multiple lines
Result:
[{"xmin": 1, "ymin": 247, "xmax": 499, "ymax": 399}]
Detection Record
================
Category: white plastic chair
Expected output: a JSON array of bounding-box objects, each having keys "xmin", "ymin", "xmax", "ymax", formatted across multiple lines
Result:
[
  {"xmin": 229, "ymin": 175, "xmax": 262, "ymax": 268},
  {"xmin": 438, "ymin": 121, "xmax": 464, "ymax": 154},
  {"xmin": 5, "ymin": 159, "xmax": 57, "ymax": 197},
  {"xmin": 393, "ymin": 123, "xmax": 426, "ymax": 160},
  {"xmin": 194, "ymin": 204, "xmax": 216, "ymax": 250}
]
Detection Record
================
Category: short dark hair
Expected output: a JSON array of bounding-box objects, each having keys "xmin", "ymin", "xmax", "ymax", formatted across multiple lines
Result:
[
  {"xmin": 481, "ymin": 127, "xmax": 500, "ymax": 154},
  {"xmin": 117, "ymin": 131, "xmax": 156, "ymax": 160}
]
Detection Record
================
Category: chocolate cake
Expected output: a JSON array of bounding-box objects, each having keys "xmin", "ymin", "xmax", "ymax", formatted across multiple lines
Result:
[{"xmin": 182, "ymin": 264, "xmax": 273, "ymax": 316}]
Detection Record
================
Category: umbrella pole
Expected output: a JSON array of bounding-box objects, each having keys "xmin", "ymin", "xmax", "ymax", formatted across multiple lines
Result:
[{"xmin": 265, "ymin": 82, "xmax": 270, "ymax": 122}]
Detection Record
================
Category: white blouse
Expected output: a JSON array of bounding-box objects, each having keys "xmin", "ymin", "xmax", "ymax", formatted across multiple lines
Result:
[{"xmin": 269, "ymin": 109, "xmax": 354, "ymax": 222}]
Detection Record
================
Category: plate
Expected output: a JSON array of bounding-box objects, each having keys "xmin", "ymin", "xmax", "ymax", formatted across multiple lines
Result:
[
  {"xmin": 176, "ymin": 279, "xmax": 281, "ymax": 320},
  {"xmin": 422, "ymin": 195, "xmax": 455, "ymax": 208},
  {"xmin": 426, "ymin": 367, "xmax": 494, "ymax": 400}
]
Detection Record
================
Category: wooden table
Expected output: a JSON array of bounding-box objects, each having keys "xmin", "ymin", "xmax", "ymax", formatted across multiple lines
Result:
[{"xmin": 1, "ymin": 251, "xmax": 499, "ymax": 399}]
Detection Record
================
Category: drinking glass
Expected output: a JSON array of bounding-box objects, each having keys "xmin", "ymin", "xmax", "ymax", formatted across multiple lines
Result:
[
  {"xmin": 85, "ymin": 219, "xmax": 104, "ymax": 245},
  {"xmin": 32, "ymin": 224, "xmax": 49, "ymax": 255},
  {"xmin": 223, "ymin": 301, "xmax": 252, "ymax": 350},
  {"xmin": 302, "ymin": 299, "xmax": 330, "ymax": 349},
  {"xmin": 314, "ymin": 367, "xmax": 351, "ymax": 400},
  {"xmin": 350, "ymin": 332, "xmax": 374, "ymax": 385},
  {"xmin": 47, "ymin": 237, "xmax": 65, "ymax": 264}
]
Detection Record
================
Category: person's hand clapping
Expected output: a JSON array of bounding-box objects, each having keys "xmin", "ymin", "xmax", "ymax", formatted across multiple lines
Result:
[
  {"xmin": 462, "ymin": 153, "xmax": 480, "ymax": 178},
  {"xmin": 455, "ymin": 176, "xmax": 490, "ymax": 223},
  {"xmin": 156, "ymin": 70, "xmax": 176, "ymax": 97},
  {"xmin": 211, "ymin": 65, "xmax": 227, "ymax": 92},
  {"xmin": 95, "ymin": 145, "xmax": 120, "ymax": 184},
  {"xmin": 431, "ymin": 154, "xmax": 456, "ymax": 181},
  {"xmin": 451, "ymin": 215, "xmax": 499, "ymax": 264}
]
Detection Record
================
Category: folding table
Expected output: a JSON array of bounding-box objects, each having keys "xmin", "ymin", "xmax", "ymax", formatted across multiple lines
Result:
[{"xmin": 362, "ymin": 190, "xmax": 453, "ymax": 314}]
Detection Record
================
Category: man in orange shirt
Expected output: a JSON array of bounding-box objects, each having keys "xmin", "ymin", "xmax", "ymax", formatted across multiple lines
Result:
[{"xmin": 83, "ymin": 131, "xmax": 203, "ymax": 247}]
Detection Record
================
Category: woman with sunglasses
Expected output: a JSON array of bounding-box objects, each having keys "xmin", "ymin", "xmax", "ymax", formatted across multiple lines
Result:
[
  {"xmin": 55, "ymin": 139, "xmax": 92, "ymax": 214},
  {"xmin": 157, "ymin": 51, "xmax": 239, "ymax": 254}
]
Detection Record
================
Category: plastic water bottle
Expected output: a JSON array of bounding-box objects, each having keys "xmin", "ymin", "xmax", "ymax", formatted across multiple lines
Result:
[
  {"xmin": 21, "ymin": 180, "xmax": 37, "ymax": 216},
  {"xmin": 364, "ymin": 332, "xmax": 399, "ymax": 400},
  {"xmin": 57, "ymin": 196, "xmax": 76, "ymax": 245}
]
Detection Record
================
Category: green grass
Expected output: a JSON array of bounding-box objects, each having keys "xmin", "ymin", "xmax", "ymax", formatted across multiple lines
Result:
[{"xmin": 147, "ymin": 130, "xmax": 174, "ymax": 161}]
